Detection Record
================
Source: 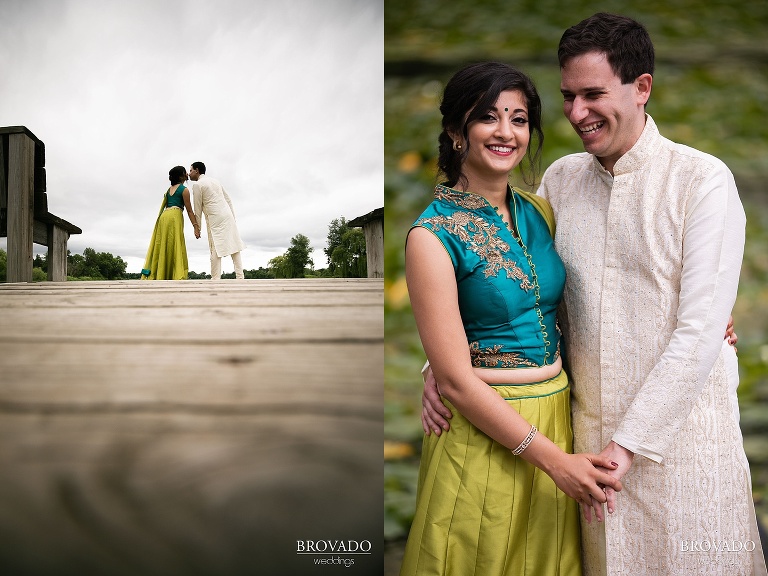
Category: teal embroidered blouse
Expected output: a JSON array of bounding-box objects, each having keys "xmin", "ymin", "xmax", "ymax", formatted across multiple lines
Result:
[
  {"xmin": 166, "ymin": 184, "xmax": 186, "ymax": 209},
  {"xmin": 411, "ymin": 184, "xmax": 565, "ymax": 369}
]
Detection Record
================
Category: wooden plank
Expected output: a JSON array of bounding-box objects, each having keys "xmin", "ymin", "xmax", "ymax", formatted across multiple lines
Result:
[
  {"xmin": 0, "ymin": 277, "xmax": 382, "ymax": 292},
  {"xmin": 0, "ymin": 279, "xmax": 384, "ymax": 573},
  {"xmin": 0, "ymin": 305, "xmax": 381, "ymax": 343},
  {"xmin": 0, "ymin": 341, "xmax": 380, "ymax": 409},
  {"xmin": 6, "ymin": 133, "xmax": 35, "ymax": 282},
  {"xmin": 0, "ymin": 279, "xmax": 384, "ymax": 309}
]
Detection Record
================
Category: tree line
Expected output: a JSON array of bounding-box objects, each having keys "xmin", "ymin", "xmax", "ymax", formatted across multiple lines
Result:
[{"xmin": 0, "ymin": 216, "xmax": 366, "ymax": 282}]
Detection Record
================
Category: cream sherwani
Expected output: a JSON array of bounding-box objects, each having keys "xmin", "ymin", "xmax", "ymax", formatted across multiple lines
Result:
[
  {"xmin": 539, "ymin": 115, "xmax": 766, "ymax": 576},
  {"xmin": 192, "ymin": 174, "xmax": 246, "ymax": 279}
]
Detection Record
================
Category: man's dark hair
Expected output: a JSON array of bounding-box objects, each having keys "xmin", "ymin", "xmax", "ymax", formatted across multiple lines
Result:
[
  {"xmin": 558, "ymin": 13, "xmax": 654, "ymax": 84},
  {"xmin": 192, "ymin": 161, "xmax": 207, "ymax": 174}
]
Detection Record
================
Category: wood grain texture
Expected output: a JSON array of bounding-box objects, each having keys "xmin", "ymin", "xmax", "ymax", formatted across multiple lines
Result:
[
  {"xmin": 0, "ymin": 279, "xmax": 384, "ymax": 575},
  {"xmin": 6, "ymin": 134, "xmax": 35, "ymax": 283}
]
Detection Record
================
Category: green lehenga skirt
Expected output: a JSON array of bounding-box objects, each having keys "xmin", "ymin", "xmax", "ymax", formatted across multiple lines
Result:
[
  {"xmin": 400, "ymin": 370, "xmax": 581, "ymax": 576},
  {"xmin": 141, "ymin": 207, "xmax": 189, "ymax": 280}
]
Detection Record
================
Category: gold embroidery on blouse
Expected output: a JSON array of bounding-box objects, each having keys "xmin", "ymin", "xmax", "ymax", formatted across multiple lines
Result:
[
  {"xmin": 416, "ymin": 212, "xmax": 534, "ymax": 289},
  {"xmin": 434, "ymin": 184, "xmax": 488, "ymax": 210},
  {"xmin": 469, "ymin": 342, "xmax": 539, "ymax": 368}
]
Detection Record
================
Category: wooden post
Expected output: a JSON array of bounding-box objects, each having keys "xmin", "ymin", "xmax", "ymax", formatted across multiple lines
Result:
[
  {"xmin": 348, "ymin": 207, "xmax": 383, "ymax": 279},
  {"xmin": 363, "ymin": 218, "xmax": 383, "ymax": 278},
  {"xmin": 0, "ymin": 139, "xmax": 7, "ymax": 237},
  {"xmin": 6, "ymin": 133, "xmax": 35, "ymax": 283},
  {"xmin": 48, "ymin": 225, "xmax": 69, "ymax": 281}
]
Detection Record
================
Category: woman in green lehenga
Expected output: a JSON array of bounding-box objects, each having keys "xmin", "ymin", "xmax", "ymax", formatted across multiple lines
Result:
[
  {"xmin": 400, "ymin": 63, "xmax": 622, "ymax": 576},
  {"xmin": 141, "ymin": 166, "xmax": 201, "ymax": 280}
]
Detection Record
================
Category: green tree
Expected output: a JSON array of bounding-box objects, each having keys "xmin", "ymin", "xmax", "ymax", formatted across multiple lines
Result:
[
  {"xmin": 67, "ymin": 248, "xmax": 127, "ymax": 280},
  {"xmin": 324, "ymin": 217, "xmax": 348, "ymax": 274},
  {"xmin": 285, "ymin": 233, "xmax": 313, "ymax": 278},
  {"xmin": 0, "ymin": 248, "xmax": 6, "ymax": 282},
  {"xmin": 67, "ymin": 251, "xmax": 87, "ymax": 278},
  {"xmin": 268, "ymin": 254, "xmax": 290, "ymax": 278},
  {"xmin": 188, "ymin": 271, "xmax": 211, "ymax": 279},
  {"xmin": 331, "ymin": 228, "xmax": 367, "ymax": 277},
  {"xmin": 33, "ymin": 253, "xmax": 48, "ymax": 273},
  {"xmin": 244, "ymin": 267, "xmax": 274, "ymax": 279},
  {"xmin": 80, "ymin": 248, "xmax": 103, "ymax": 279}
]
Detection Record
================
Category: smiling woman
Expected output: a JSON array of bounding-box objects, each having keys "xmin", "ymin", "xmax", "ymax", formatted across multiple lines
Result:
[
  {"xmin": 399, "ymin": 62, "xmax": 620, "ymax": 576},
  {"xmin": 456, "ymin": 90, "xmax": 531, "ymax": 201}
]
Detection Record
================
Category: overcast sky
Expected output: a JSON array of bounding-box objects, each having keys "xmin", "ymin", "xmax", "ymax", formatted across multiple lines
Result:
[{"xmin": 0, "ymin": 0, "xmax": 383, "ymax": 273}]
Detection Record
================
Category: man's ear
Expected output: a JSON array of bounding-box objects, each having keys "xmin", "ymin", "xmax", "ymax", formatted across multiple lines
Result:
[{"xmin": 636, "ymin": 73, "xmax": 652, "ymax": 106}]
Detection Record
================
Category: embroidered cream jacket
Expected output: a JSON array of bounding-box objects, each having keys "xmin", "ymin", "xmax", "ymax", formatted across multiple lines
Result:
[
  {"xmin": 192, "ymin": 174, "xmax": 246, "ymax": 257},
  {"xmin": 539, "ymin": 115, "xmax": 766, "ymax": 576}
]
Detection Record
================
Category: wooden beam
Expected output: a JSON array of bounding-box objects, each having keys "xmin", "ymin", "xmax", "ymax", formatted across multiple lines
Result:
[
  {"xmin": 6, "ymin": 133, "xmax": 35, "ymax": 282},
  {"xmin": 32, "ymin": 219, "xmax": 47, "ymax": 245}
]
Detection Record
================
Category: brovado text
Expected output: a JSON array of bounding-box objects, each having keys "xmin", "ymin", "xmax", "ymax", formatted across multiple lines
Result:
[
  {"xmin": 296, "ymin": 540, "xmax": 373, "ymax": 553},
  {"xmin": 680, "ymin": 540, "xmax": 756, "ymax": 553}
]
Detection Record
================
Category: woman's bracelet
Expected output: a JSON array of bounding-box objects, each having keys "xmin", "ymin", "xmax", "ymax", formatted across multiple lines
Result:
[{"xmin": 512, "ymin": 425, "xmax": 537, "ymax": 455}]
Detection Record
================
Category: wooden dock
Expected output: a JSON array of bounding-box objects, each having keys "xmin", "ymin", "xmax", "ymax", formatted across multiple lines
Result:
[{"xmin": 0, "ymin": 279, "xmax": 384, "ymax": 575}]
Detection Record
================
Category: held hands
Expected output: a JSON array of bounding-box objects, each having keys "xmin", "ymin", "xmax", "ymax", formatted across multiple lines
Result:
[
  {"xmin": 578, "ymin": 441, "xmax": 634, "ymax": 524},
  {"xmin": 546, "ymin": 452, "xmax": 623, "ymax": 524},
  {"xmin": 421, "ymin": 363, "xmax": 625, "ymax": 520},
  {"xmin": 194, "ymin": 224, "xmax": 201, "ymax": 239}
]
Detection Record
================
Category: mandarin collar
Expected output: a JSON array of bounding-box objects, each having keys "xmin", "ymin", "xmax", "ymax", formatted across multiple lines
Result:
[{"xmin": 610, "ymin": 114, "xmax": 661, "ymax": 176}]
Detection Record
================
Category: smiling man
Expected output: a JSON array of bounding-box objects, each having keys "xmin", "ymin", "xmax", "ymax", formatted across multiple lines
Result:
[{"xmin": 538, "ymin": 12, "xmax": 767, "ymax": 576}]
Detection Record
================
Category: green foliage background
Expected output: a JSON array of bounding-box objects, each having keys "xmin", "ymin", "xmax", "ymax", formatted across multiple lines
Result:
[{"xmin": 384, "ymin": 0, "xmax": 768, "ymax": 547}]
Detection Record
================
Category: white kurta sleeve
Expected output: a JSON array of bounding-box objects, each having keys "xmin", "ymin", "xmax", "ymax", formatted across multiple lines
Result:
[
  {"xmin": 612, "ymin": 163, "xmax": 745, "ymax": 462},
  {"xmin": 193, "ymin": 182, "xmax": 204, "ymax": 228}
]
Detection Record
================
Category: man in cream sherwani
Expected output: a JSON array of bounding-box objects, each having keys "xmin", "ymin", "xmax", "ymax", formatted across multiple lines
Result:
[
  {"xmin": 537, "ymin": 13, "xmax": 766, "ymax": 576},
  {"xmin": 422, "ymin": 12, "xmax": 767, "ymax": 576},
  {"xmin": 190, "ymin": 161, "xmax": 246, "ymax": 280}
]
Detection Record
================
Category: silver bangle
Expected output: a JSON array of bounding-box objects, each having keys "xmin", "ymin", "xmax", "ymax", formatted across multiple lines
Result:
[{"xmin": 512, "ymin": 425, "xmax": 537, "ymax": 455}]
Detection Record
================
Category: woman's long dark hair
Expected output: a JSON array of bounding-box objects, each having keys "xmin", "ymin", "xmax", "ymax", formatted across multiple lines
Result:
[{"xmin": 437, "ymin": 62, "xmax": 543, "ymax": 189}]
